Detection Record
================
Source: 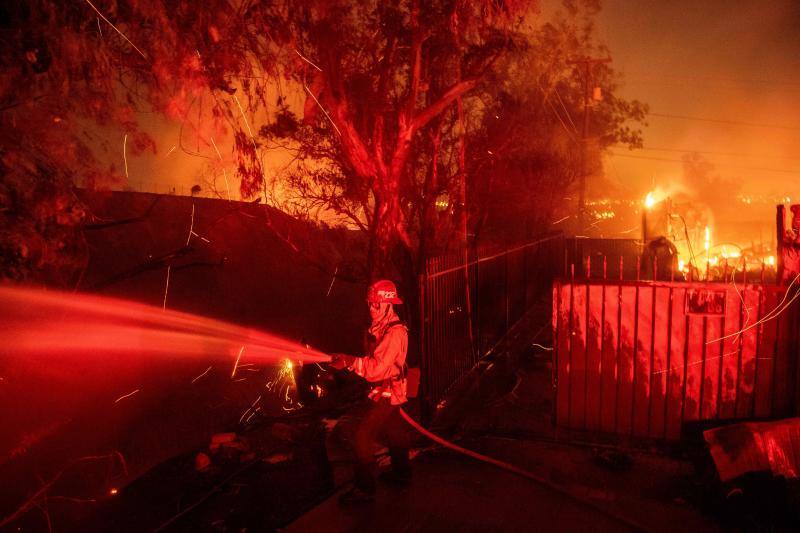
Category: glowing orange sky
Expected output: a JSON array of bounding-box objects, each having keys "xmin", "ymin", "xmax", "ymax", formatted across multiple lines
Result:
[{"xmin": 596, "ymin": 0, "xmax": 800, "ymax": 198}]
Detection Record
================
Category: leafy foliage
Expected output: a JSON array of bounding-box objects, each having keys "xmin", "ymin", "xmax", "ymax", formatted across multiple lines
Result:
[
  {"xmin": 464, "ymin": 1, "xmax": 647, "ymax": 242},
  {"xmin": 259, "ymin": 0, "xmax": 531, "ymax": 278},
  {"xmin": 0, "ymin": 0, "xmax": 647, "ymax": 287},
  {"xmin": 0, "ymin": 0, "xmax": 280, "ymax": 283}
]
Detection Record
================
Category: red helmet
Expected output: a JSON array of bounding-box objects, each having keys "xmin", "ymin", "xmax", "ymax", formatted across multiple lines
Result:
[{"xmin": 367, "ymin": 279, "xmax": 403, "ymax": 304}]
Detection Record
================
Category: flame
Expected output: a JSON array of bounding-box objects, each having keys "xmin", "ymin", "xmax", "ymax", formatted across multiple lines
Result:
[{"xmin": 644, "ymin": 192, "xmax": 656, "ymax": 209}]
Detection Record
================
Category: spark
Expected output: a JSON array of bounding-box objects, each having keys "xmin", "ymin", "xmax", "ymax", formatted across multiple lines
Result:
[
  {"xmin": 83, "ymin": 0, "xmax": 147, "ymax": 59},
  {"xmin": 109, "ymin": 488, "xmax": 118, "ymax": 495},
  {"xmin": 294, "ymin": 49, "xmax": 323, "ymax": 71},
  {"xmin": 221, "ymin": 169, "xmax": 231, "ymax": 201},
  {"xmin": 191, "ymin": 366, "xmax": 212, "ymax": 384},
  {"xmin": 114, "ymin": 389, "xmax": 140, "ymax": 403},
  {"xmin": 652, "ymin": 350, "xmax": 742, "ymax": 375},
  {"xmin": 190, "ymin": 231, "xmax": 210, "ymax": 243},
  {"xmin": 707, "ymin": 273, "xmax": 800, "ymax": 344},
  {"xmin": 165, "ymin": 145, "xmax": 177, "ymax": 157},
  {"xmin": 551, "ymin": 215, "xmax": 570, "ymax": 225},
  {"xmin": 531, "ymin": 343, "xmax": 553, "ymax": 351},
  {"xmin": 232, "ymin": 95, "xmax": 257, "ymax": 150},
  {"xmin": 186, "ymin": 203, "xmax": 195, "ymax": 246},
  {"xmin": 282, "ymin": 403, "xmax": 303, "ymax": 412},
  {"xmin": 1, "ymin": 453, "xmax": 125, "ymax": 528},
  {"xmin": 264, "ymin": 359, "xmax": 297, "ymax": 408},
  {"xmin": 231, "ymin": 345, "xmax": 245, "ymax": 378},
  {"xmin": 303, "ymin": 84, "xmax": 341, "ymax": 136},
  {"xmin": 325, "ymin": 267, "xmax": 338, "ymax": 297},
  {"xmin": 729, "ymin": 262, "xmax": 750, "ymax": 343},
  {"xmin": 96, "ymin": 17, "xmax": 102, "ymax": 37},
  {"xmin": 210, "ymin": 136, "xmax": 231, "ymax": 201},
  {"xmin": 644, "ymin": 192, "xmax": 656, "ymax": 209},
  {"xmin": 123, "ymin": 134, "xmax": 129, "ymax": 180},
  {"xmin": 238, "ymin": 395, "xmax": 262, "ymax": 424},
  {"xmin": 162, "ymin": 265, "xmax": 171, "ymax": 310}
]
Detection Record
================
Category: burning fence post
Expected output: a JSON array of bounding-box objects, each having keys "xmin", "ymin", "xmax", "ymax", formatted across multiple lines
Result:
[{"xmin": 778, "ymin": 204, "xmax": 800, "ymax": 284}]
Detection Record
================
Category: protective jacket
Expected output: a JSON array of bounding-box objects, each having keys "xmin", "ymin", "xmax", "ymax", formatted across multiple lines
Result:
[{"xmin": 349, "ymin": 311, "xmax": 408, "ymax": 405}]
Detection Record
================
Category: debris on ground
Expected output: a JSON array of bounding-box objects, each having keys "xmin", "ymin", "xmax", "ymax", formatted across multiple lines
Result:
[
  {"xmin": 704, "ymin": 418, "xmax": 800, "ymax": 483},
  {"xmin": 592, "ymin": 448, "xmax": 634, "ymax": 472}
]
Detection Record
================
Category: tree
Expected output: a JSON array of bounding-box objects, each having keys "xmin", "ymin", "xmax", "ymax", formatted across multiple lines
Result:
[
  {"xmin": 464, "ymin": 1, "xmax": 647, "ymax": 243},
  {"xmin": 0, "ymin": 0, "xmax": 284, "ymax": 284},
  {"xmin": 1, "ymin": 0, "xmax": 646, "ymax": 293},
  {"xmin": 259, "ymin": 0, "xmax": 530, "ymax": 281}
]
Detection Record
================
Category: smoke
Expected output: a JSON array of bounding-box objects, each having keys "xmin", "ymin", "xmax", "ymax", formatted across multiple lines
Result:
[{"xmin": 599, "ymin": 0, "xmax": 800, "ymax": 197}]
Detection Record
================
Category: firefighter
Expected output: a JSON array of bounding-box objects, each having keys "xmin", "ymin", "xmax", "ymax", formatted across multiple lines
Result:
[
  {"xmin": 780, "ymin": 204, "xmax": 800, "ymax": 284},
  {"xmin": 330, "ymin": 279, "xmax": 412, "ymax": 504}
]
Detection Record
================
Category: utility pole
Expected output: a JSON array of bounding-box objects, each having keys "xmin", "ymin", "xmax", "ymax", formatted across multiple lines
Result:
[{"xmin": 568, "ymin": 57, "xmax": 611, "ymax": 232}]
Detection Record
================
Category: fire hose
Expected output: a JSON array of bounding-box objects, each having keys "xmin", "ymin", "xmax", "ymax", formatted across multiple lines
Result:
[{"xmin": 398, "ymin": 408, "xmax": 649, "ymax": 532}]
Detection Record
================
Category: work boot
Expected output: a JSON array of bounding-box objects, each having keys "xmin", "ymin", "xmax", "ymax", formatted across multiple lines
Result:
[
  {"xmin": 338, "ymin": 487, "xmax": 375, "ymax": 505},
  {"xmin": 378, "ymin": 467, "xmax": 411, "ymax": 486}
]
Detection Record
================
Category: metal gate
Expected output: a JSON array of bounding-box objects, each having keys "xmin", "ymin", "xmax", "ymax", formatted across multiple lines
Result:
[
  {"xmin": 419, "ymin": 234, "xmax": 564, "ymax": 416},
  {"xmin": 553, "ymin": 276, "xmax": 800, "ymax": 440}
]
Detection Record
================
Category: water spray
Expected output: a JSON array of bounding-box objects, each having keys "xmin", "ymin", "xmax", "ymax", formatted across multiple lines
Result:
[{"xmin": 0, "ymin": 286, "xmax": 331, "ymax": 365}]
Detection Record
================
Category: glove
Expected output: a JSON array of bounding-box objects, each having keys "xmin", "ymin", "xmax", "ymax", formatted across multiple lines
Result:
[{"xmin": 329, "ymin": 353, "xmax": 355, "ymax": 370}]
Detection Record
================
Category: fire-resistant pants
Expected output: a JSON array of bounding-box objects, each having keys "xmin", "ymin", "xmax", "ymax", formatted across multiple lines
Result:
[{"xmin": 346, "ymin": 397, "xmax": 411, "ymax": 494}]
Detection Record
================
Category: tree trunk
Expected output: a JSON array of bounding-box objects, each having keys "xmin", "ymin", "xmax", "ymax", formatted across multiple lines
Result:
[{"xmin": 367, "ymin": 187, "xmax": 403, "ymax": 281}]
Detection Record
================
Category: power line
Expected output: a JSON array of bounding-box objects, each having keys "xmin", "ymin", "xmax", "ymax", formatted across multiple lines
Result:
[
  {"xmin": 607, "ymin": 151, "xmax": 799, "ymax": 175},
  {"xmin": 546, "ymin": 97, "xmax": 579, "ymax": 141},
  {"xmin": 613, "ymin": 144, "xmax": 800, "ymax": 162},
  {"xmin": 647, "ymin": 112, "xmax": 800, "ymax": 131},
  {"xmin": 624, "ymin": 72, "xmax": 800, "ymax": 88},
  {"xmin": 553, "ymin": 86, "xmax": 578, "ymax": 131}
]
